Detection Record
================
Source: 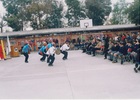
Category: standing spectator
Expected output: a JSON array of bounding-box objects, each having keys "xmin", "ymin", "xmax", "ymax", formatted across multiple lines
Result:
[
  {"xmin": 134, "ymin": 48, "xmax": 140, "ymax": 73},
  {"xmin": 103, "ymin": 34, "xmax": 109, "ymax": 59}
]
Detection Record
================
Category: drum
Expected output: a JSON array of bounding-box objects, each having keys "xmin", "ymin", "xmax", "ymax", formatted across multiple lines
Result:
[{"xmin": 55, "ymin": 48, "xmax": 61, "ymax": 55}]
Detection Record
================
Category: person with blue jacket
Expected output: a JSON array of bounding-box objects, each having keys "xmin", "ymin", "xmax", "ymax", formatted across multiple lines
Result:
[
  {"xmin": 46, "ymin": 38, "xmax": 53, "ymax": 63},
  {"xmin": 38, "ymin": 42, "xmax": 47, "ymax": 61},
  {"xmin": 22, "ymin": 41, "xmax": 31, "ymax": 63}
]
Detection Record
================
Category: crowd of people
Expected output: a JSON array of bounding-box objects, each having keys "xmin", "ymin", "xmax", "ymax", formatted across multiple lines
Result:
[
  {"xmin": 22, "ymin": 38, "xmax": 70, "ymax": 66},
  {"xmin": 21, "ymin": 32, "xmax": 140, "ymax": 73},
  {"xmin": 79, "ymin": 33, "xmax": 140, "ymax": 73}
]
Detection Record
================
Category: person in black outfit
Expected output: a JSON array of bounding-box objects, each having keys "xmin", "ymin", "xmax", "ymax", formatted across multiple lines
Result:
[
  {"xmin": 134, "ymin": 47, "xmax": 140, "ymax": 73},
  {"xmin": 103, "ymin": 34, "xmax": 109, "ymax": 59},
  {"xmin": 113, "ymin": 42, "xmax": 127, "ymax": 64}
]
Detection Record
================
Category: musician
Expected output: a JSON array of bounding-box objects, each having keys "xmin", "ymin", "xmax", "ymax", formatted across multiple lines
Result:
[
  {"xmin": 60, "ymin": 41, "xmax": 70, "ymax": 60},
  {"xmin": 46, "ymin": 43, "xmax": 56, "ymax": 66}
]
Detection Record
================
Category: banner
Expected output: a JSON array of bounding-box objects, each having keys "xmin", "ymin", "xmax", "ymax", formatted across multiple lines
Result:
[
  {"xmin": 0, "ymin": 40, "xmax": 6, "ymax": 59},
  {"xmin": 7, "ymin": 35, "xmax": 11, "ymax": 55}
]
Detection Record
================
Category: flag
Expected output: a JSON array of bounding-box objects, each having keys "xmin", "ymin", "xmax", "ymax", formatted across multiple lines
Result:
[
  {"xmin": 7, "ymin": 35, "xmax": 11, "ymax": 53},
  {"xmin": 1, "ymin": 40, "xmax": 6, "ymax": 59}
]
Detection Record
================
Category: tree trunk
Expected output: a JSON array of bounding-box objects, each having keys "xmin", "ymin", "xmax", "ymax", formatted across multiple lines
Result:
[{"xmin": 0, "ymin": 27, "xmax": 3, "ymax": 33}]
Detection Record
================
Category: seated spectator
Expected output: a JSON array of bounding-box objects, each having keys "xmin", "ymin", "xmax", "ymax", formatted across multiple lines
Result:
[
  {"xmin": 112, "ymin": 42, "xmax": 127, "ymax": 64},
  {"xmin": 108, "ymin": 42, "xmax": 119, "ymax": 61},
  {"xmin": 92, "ymin": 39, "xmax": 103, "ymax": 56}
]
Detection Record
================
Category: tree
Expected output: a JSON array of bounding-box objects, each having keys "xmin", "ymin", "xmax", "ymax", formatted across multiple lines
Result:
[
  {"xmin": 0, "ymin": 15, "xmax": 7, "ymax": 33},
  {"xmin": 125, "ymin": 0, "xmax": 140, "ymax": 25},
  {"xmin": 111, "ymin": 0, "xmax": 131, "ymax": 25},
  {"xmin": 1, "ymin": 0, "xmax": 64, "ymax": 31},
  {"xmin": 43, "ymin": 1, "xmax": 64, "ymax": 28},
  {"xmin": 65, "ymin": 0, "xmax": 86, "ymax": 27},
  {"xmin": 1, "ymin": 0, "xmax": 32, "ymax": 31},
  {"xmin": 85, "ymin": 0, "xmax": 112, "ymax": 25},
  {"xmin": 26, "ymin": 0, "xmax": 52, "ymax": 30}
]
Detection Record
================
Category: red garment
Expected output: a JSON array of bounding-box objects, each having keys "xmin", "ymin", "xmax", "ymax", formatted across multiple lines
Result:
[{"xmin": 122, "ymin": 36, "xmax": 126, "ymax": 41}]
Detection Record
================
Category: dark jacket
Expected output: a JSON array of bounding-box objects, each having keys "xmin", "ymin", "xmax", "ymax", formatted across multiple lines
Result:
[{"xmin": 119, "ymin": 46, "xmax": 127, "ymax": 55}]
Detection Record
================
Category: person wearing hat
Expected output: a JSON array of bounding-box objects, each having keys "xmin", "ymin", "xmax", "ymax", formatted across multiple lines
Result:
[
  {"xmin": 38, "ymin": 42, "xmax": 47, "ymax": 61},
  {"xmin": 60, "ymin": 41, "xmax": 70, "ymax": 60},
  {"xmin": 46, "ymin": 42, "xmax": 56, "ymax": 66},
  {"xmin": 22, "ymin": 41, "xmax": 31, "ymax": 63}
]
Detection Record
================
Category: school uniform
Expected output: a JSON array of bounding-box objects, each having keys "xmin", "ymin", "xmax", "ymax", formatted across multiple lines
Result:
[
  {"xmin": 47, "ymin": 42, "xmax": 52, "ymax": 63},
  {"xmin": 103, "ymin": 36, "xmax": 109, "ymax": 59},
  {"xmin": 60, "ymin": 43, "xmax": 70, "ymax": 60},
  {"xmin": 134, "ymin": 48, "xmax": 140, "ymax": 73},
  {"xmin": 113, "ymin": 45, "xmax": 127, "ymax": 63},
  {"xmin": 46, "ymin": 46, "xmax": 56, "ymax": 66}
]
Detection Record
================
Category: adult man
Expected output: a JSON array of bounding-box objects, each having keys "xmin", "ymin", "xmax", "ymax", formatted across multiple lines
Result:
[
  {"xmin": 103, "ymin": 34, "xmax": 109, "ymax": 59},
  {"xmin": 60, "ymin": 41, "xmax": 70, "ymax": 60}
]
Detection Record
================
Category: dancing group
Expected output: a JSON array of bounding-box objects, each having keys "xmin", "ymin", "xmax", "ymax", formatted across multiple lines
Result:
[{"xmin": 22, "ymin": 38, "xmax": 70, "ymax": 66}]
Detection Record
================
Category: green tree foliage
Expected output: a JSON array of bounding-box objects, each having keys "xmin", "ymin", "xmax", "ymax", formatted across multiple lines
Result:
[
  {"xmin": 1, "ymin": 0, "xmax": 64, "ymax": 31},
  {"xmin": 25, "ymin": 0, "xmax": 52, "ymax": 30},
  {"xmin": 43, "ymin": 1, "xmax": 64, "ymax": 28},
  {"xmin": 65, "ymin": 0, "xmax": 86, "ymax": 27},
  {"xmin": 111, "ymin": 0, "xmax": 131, "ymax": 25},
  {"xmin": 85, "ymin": 0, "xmax": 112, "ymax": 25},
  {"xmin": 0, "ymin": 15, "xmax": 7, "ymax": 33},
  {"xmin": 1, "ymin": 0, "xmax": 32, "ymax": 31},
  {"xmin": 126, "ymin": 0, "xmax": 140, "ymax": 25}
]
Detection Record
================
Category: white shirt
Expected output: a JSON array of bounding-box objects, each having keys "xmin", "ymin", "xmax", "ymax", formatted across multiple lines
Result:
[
  {"xmin": 46, "ymin": 46, "xmax": 56, "ymax": 55},
  {"xmin": 60, "ymin": 43, "xmax": 69, "ymax": 51},
  {"xmin": 114, "ymin": 36, "xmax": 118, "ymax": 41}
]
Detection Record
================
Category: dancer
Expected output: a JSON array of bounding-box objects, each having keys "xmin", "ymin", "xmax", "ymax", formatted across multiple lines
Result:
[
  {"xmin": 60, "ymin": 41, "xmax": 70, "ymax": 60},
  {"xmin": 38, "ymin": 42, "xmax": 47, "ymax": 61},
  {"xmin": 46, "ymin": 43, "xmax": 56, "ymax": 66},
  {"xmin": 22, "ymin": 41, "xmax": 31, "ymax": 63}
]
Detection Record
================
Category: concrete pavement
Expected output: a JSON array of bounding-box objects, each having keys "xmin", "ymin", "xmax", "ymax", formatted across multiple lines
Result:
[{"xmin": 0, "ymin": 50, "xmax": 140, "ymax": 99}]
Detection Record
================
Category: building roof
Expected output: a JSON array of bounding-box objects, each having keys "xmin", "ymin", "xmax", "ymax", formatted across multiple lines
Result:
[{"xmin": 0, "ymin": 24, "xmax": 139, "ymax": 38}]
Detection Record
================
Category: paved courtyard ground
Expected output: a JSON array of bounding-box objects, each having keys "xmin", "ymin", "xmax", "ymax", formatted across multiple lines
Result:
[{"xmin": 0, "ymin": 50, "xmax": 140, "ymax": 99}]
